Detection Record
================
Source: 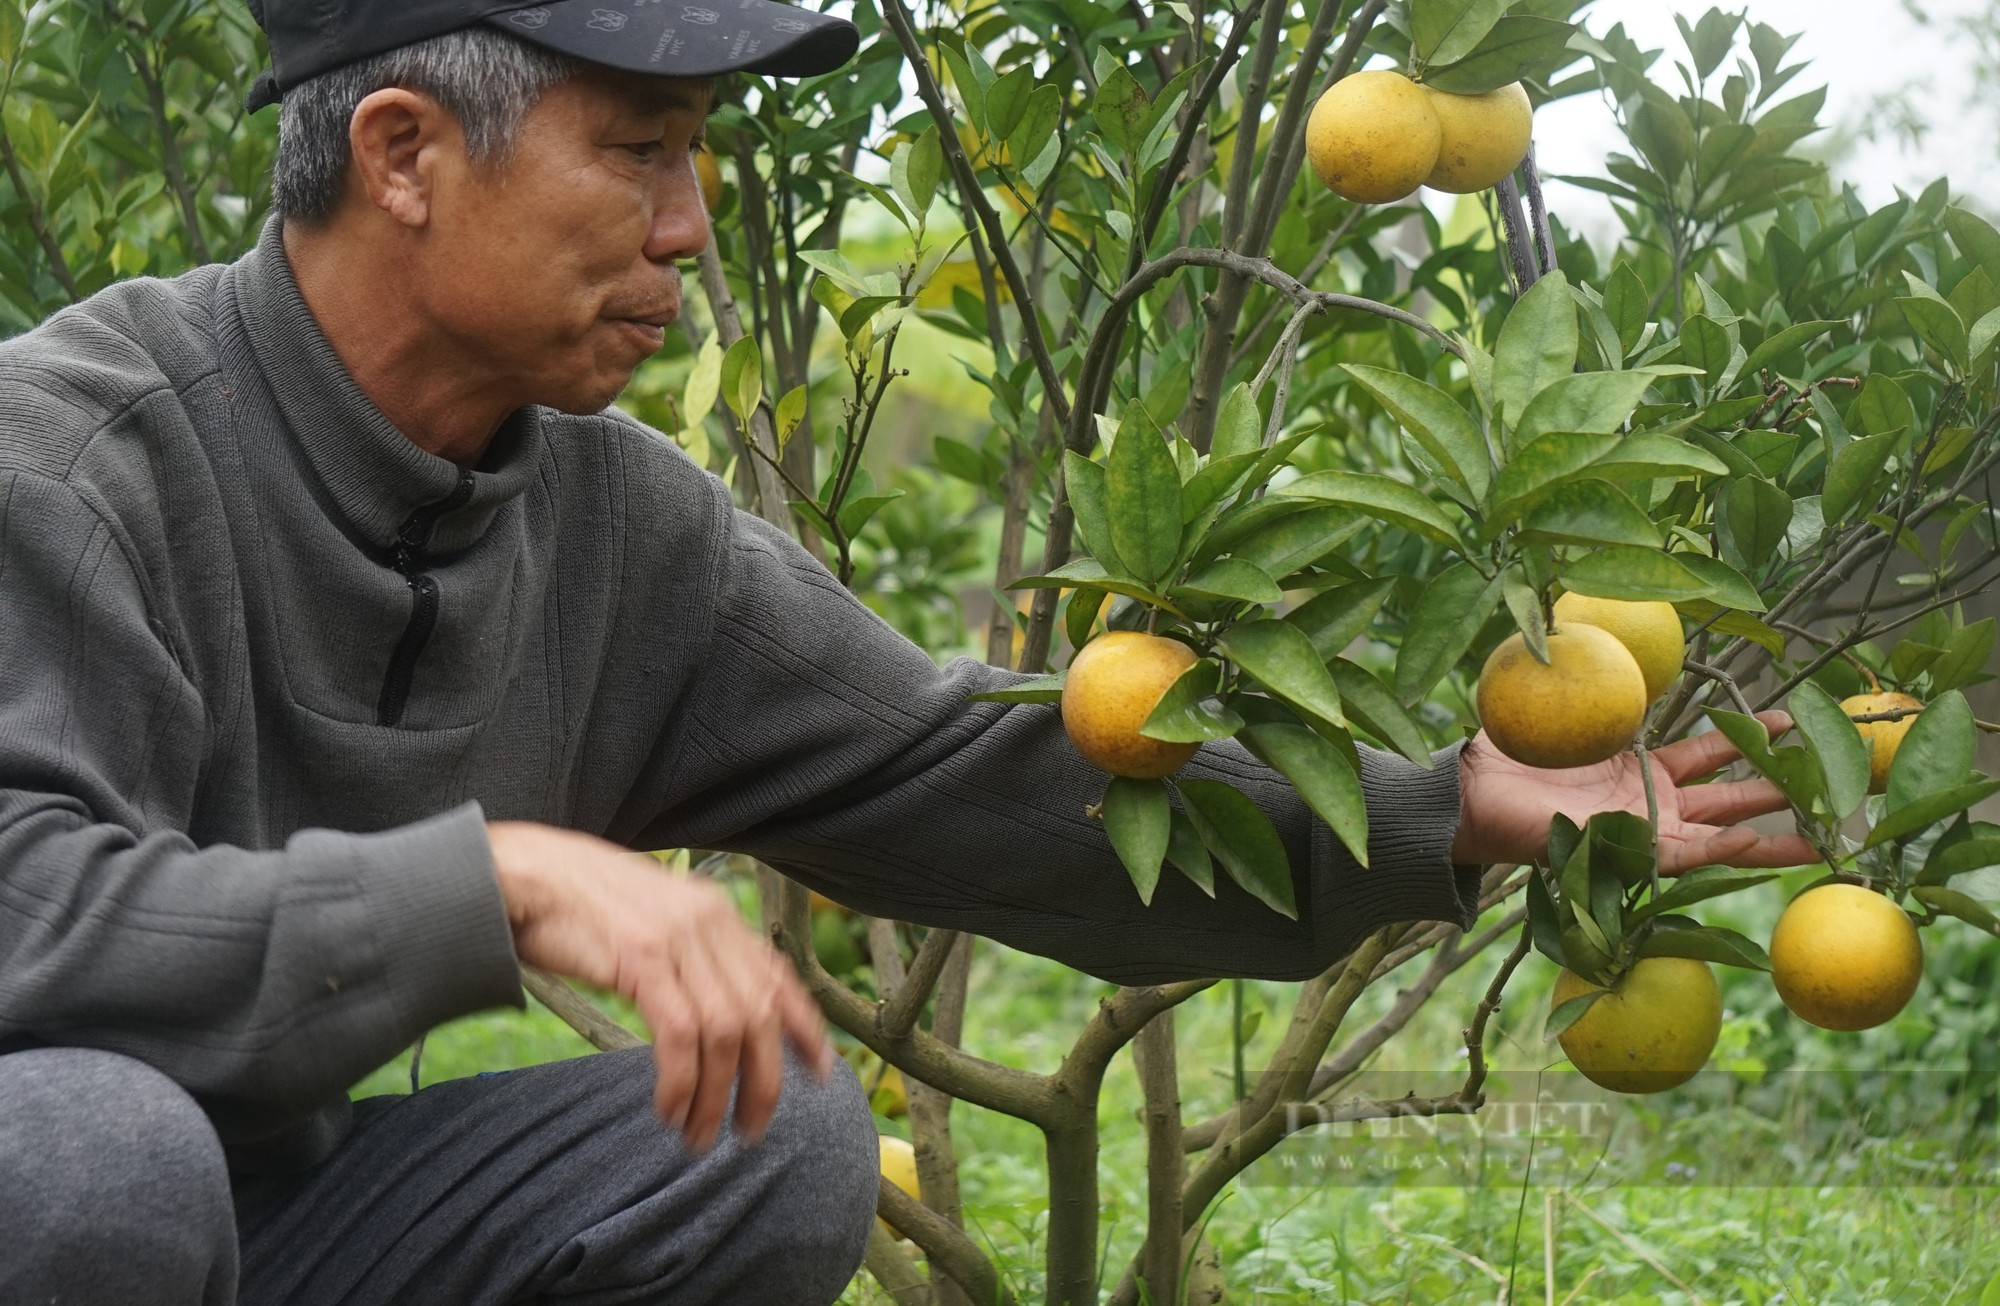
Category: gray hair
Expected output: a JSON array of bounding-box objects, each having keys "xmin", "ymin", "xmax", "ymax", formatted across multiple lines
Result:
[{"xmin": 271, "ymin": 26, "xmax": 583, "ymax": 223}]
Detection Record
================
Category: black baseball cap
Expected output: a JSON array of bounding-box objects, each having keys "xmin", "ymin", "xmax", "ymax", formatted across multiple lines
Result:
[{"xmin": 245, "ymin": 0, "xmax": 860, "ymax": 112}]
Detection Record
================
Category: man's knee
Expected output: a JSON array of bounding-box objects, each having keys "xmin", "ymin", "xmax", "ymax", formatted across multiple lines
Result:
[
  {"xmin": 750, "ymin": 1049, "xmax": 879, "ymax": 1286},
  {"xmin": 0, "ymin": 1047, "xmax": 236, "ymax": 1306}
]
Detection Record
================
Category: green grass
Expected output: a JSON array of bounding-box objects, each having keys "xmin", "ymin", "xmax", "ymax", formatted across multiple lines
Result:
[{"xmin": 353, "ymin": 869, "xmax": 2000, "ymax": 1303}]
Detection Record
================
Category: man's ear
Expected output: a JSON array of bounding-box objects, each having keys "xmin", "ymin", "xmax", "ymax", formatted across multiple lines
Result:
[{"xmin": 347, "ymin": 88, "xmax": 460, "ymax": 228}]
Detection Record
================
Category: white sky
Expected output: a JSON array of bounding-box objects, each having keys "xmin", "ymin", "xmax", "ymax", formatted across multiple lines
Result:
[{"xmin": 1528, "ymin": 0, "xmax": 2000, "ymax": 237}]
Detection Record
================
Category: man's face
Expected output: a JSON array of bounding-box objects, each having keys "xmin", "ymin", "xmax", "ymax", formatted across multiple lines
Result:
[{"xmin": 416, "ymin": 68, "xmax": 714, "ymax": 415}]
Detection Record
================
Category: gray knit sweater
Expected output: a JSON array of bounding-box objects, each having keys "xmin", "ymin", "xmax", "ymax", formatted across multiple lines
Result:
[{"xmin": 0, "ymin": 220, "xmax": 1478, "ymax": 1173}]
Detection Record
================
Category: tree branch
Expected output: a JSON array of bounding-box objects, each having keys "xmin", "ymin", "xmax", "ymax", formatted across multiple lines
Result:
[
  {"xmin": 877, "ymin": 1178, "xmax": 1018, "ymax": 1306},
  {"xmin": 519, "ymin": 965, "xmax": 647, "ymax": 1052}
]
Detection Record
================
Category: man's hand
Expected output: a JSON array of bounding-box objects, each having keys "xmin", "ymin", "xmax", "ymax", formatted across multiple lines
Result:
[
  {"xmin": 1451, "ymin": 709, "xmax": 1819, "ymax": 872},
  {"xmin": 486, "ymin": 821, "xmax": 833, "ymax": 1151}
]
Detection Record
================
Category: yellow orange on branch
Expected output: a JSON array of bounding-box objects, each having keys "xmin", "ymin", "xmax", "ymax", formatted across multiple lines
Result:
[
  {"xmin": 1840, "ymin": 691, "xmax": 1922, "ymax": 793},
  {"xmin": 1305, "ymin": 70, "xmax": 1442, "ymax": 204},
  {"xmin": 1476, "ymin": 623, "xmax": 1648, "ymax": 769},
  {"xmin": 1422, "ymin": 81, "xmax": 1534, "ymax": 193},
  {"xmin": 1061, "ymin": 631, "xmax": 1200, "ymax": 778},
  {"xmin": 1552, "ymin": 592, "xmax": 1686, "ymax": 702},
  {"xmin": 1769, "ymin": 883, "xmax": 1923, "ymax": 1031},
  {"xmin": 1551, "ymin": 956, "xmax": 1722, "ymax": 1094}
]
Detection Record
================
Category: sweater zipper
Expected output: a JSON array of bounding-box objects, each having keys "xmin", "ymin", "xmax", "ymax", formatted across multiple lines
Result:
[{"xmin": 376, "ymin": 471, "xmax": 476, "ymax": 727}]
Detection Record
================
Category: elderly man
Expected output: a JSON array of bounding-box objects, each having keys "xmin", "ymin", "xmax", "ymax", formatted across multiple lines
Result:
[{"xmin": 0, "ymin": 1, "xmax": 1813, "ymax": 1302}]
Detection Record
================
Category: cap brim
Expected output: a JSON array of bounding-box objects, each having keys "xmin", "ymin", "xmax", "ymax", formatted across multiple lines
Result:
[{"xmin": 485, "ymin": 0, "xmax": 859, "ymax": 79}]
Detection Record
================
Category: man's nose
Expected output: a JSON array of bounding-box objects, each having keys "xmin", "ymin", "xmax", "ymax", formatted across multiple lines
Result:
[{"xmin": 645, "ymin": 154, "xmax": 713, "ymax": 263}]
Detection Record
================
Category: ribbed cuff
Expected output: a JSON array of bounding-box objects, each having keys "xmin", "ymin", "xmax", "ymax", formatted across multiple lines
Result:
[
  {"xmin": 1313, "ymin": 739, "xmax": 1482, "ymax": 936},
  {"xmin": 346, "ymin": 802, "xmax": 524, "ymax": 1039}
]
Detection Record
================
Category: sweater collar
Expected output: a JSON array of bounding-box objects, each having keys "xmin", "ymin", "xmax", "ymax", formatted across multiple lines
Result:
[{"xmin": 230, "ymin": 218, "xmax": 546, "ymax": 554}]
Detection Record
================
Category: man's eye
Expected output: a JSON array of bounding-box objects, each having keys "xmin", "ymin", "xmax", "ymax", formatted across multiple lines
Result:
[{"xmin": 624, "ymin": 142, "xmax": 662, "ymax": 160}]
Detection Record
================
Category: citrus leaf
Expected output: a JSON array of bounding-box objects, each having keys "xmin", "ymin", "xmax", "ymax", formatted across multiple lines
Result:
[
  {"xmin": 1276, "ymin": 470, "xmax": 1460, "ymax": 544},
  {"xmin": 1544, "ymin": 988, "xmax": 1606, "ymax": 1042},
  {"xmin": 1527, "ymin": 869, "xmax": 1567, "ymax": 967},
  {"xmin": 1242, "ymin": 722, "xmax": 1370, "ymax": 866},
  {"xmin": 1723, "ymin": 475, "xmax": 1794, "ymax": 565},
  {"xmin": 1494, "ymin": 270, "xmax": 1578, "ymax": 428},
  {"xmin": 721, "ymin": 334, "xmax": 764, "ymax": 420},
  {"xmin": 1636, "ymin": 922, "xmax": 1770, "ymax": 971},
  {"xmin": 1140, "ymin": 659, "xmax": 1244, "ymax": 743},
  {"xmin": 1740, "ymin": 319, "xmax": 1842, "ymax": 377},
  {"xmin": 1519, "ymin": 480, "xmax": 1663, "ymax": 549},
  {"xmin": 1178, "ymin": 780, "xmax": 1297, "ymax": 918},
  {"xmin": 1864, "ymin": 780, "xmax": 2000, "ymax": 849},
  {"xmin": 1178, "ymin": 557, "xmax": 1283, "ymax": 604},
  {"xmin": 1913, "ymin": 885, "xmax": 2000, "ymax": 934},
  {"xmin": 1422, "ymin": 15, "xmax": 1578, "ymax": 96},
  {"xmin": 1561, "ymin": 547, "xmax": 1711, "ymax": 602},
  {"xmin": 1823, "ymin": 431, "xmax": 1896, "ymax": 526},
  {"xmin": 1489, "ymin": 432, "xmax": 1621, "ymax": 523},
  {"xmin": 1410, "ymin": 0, "xmax": 1505, "ymax": 66},
  {"xmin": 1341, "ymin": 363, "xmax": 1492, "ymax": 503},
  {"xmin": 967, "ymin": 672, "xmax": 1066, "ymax": 703},
  {"xmin": 1106, "ymin": 412, "xmax": 1184, "ymax": 585},
  {"xmin": 1218, "ymin": 620, "xmax": 1347, "ymax": 729},
  {"xmin": 1102, "ymin": 776, "xmax": 1171, "ymax": 905},
  {"xmin": 1167, "ymin": 807, "xmax": 1215, "ymax": 896},
  {"xmin": 1512, "ymin": 370, "xmax": 1658, "ymax": 444},
  {"xmin": 1394, "ymin": 561, "xmax": 1504, "ymax": 703},
  {"xmin": 1790, "ymin": 681, "xmax": 1871, "ymax": 820},
  {"xmin": 1212, "ymin": 382, "xmax": 1263, "ymax": 462},
  {"xmin": 1631, "ymin": 866, "xmax": 1780, "ymax": 921},
  {"xmin": 1672, "ymin": 554, "xmax": 1767, "ymax": 612},
  {"xmin": 1502, "ymin": 567, "xmax": 1549, "ymax": 663},
  {"xmin": 1329, "ymin": 659, "xmax": 1433, "ymax": 768},
  {"xmin": 1886, "ymin": 691, "xmax": 1977, "ymax": 815},
  {"xmin": 1918, "ymin": 837, "xmax": 2000, "ymax": 887},
  {"xmin": 1289, "ymin": 577, "xmax": 1396, "ymax": 661},
  {"xmin": 1226, "ymin": 504, "xmax": 1364, "ymax": 578},
  {"xmin": 1062, "ymin": 452, "xmax": 1121, "ymax": 574},
  {"xmin": 1587, "ymin": 433, "xmax": 1730, "ymax": 483}
]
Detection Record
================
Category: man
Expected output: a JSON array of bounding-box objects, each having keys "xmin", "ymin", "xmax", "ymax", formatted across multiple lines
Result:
[{"xmin": 0, "ymin": 1, "xmax": 1813, "ymax": 1301}]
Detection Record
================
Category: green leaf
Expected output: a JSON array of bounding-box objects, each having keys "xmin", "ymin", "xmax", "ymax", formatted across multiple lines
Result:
[
  {"xmin": 1329, "ymin": 659, "xmax": 1433, "ymax": 768},
  {"xmin": 1093, "ymin": 64, "xmax": 1150, "ymax": 154},
  {"xmin": 1421, "ymin": 15, "xmax": 1579, "ymax": 96},
  {"xmin": 1561, "ymin": 548, "xmax": 1712, "ymax": 603},
  {"xmin": 1527, "ymin": 869, "xmax": 1567, "ymax": 967},
  {"xmin": 1790, "ymin": 681, "xmax": 1871, "ymax": 820},
  {"xmin": 1102, "ymin": 777, "xmax": 1171, "ymax": 905},
  {"xmin": 1823, "ymin": 431, "xmax": 1896, "ymax": 526},
  {"xmin": 1008, "ymin": 84, "xmax": 1064, "ymax": 167},
  {"xmin": 1062, "ymin": 452, "xmax": 1121, "ymax": 573},
  {"xmin": 1913, "ymin": 885, "xmax": 2000, "ymax": 934},
  {"xmin": 1226, "ymin": 505, "xmax": 1364, "ymax": 580},
  {"xmin": 1289, "ymin": 577, "xmax": 1396, "ymax": 661},
  {"xmin": 1410, "ymin": 0, "xmax": 1506, "ymax": 67},
  {"xmin": 1242, "ymin": 722, "xmax": 1370, "ymax": 866},
  {"xmin": 1603, "ymin": 263, "xmax": 1649, "ymax": 357},
  {"xmin": 1865, "ymin": 780, "xmax": 2000, "ymax": 849},
  {"xmin": 1929, "ymin": 618, "xmax": 1997, "ymax": 694},
  {"xmin": 1740, "ymin": 319, "xmax": 1842, "ymax": 377},
  {"xmin": 1920, "ymin": 836, "xmax": 2000, "ymax": 886},
  {"xmin": 838, "ymin": 491, "xmax": 903, "ymax": 537},
  {"xmin": 1587, "ymin": 433, "xmax": 1730, "ymax": 483},
  {"xmin": 1341, "ymin": 364, "xmax": 1491, "ymax": 503},
  {"xmin": 1489, "ymin": 432, "xmax": 1621, "ymax": 522},
  {"xmin": 1679, "ymin": 314, "xmax": 1735, "ymax": 387},
  {"xmin": 891, "ymin": 127, "xmax": 943, "ymax": 222},
  {"xmin": 721, "ymin": 334, "xmax": 764, "ymax": 420},
  {"xmin": 1673, "ymin": 555, "xmax": 1767, "ymax": 612},
  {"xmin": 1899, "ymin": 274, "xmax": 1968, "ymax": 368},
  {"xmin": 939, "ymin": 41, "xmax": 986, "ymax": 130},
  {"xmin": 1636, "ymin": 923, "xmax": 1771, "ymax": 971},
  {"xmin": 1218, "ymin": 620, "xmax": 1347, "ymax": 729},
  {"xmin": 1181, "ymin": 452, "xmax": 1263, "ymax": 523},
  {"xmin": 1167, "ymin": 808, "xmax": 1215, "ymax": 896},
  {"xmin": 1178, "ymin": 558, "xmax": 1283, "ymax": 604},
  {"xmin": 1887, "ymin": 691, "xmax": 1977, "ymax": 814},
  {"xmin": 1139, "ymin": 659, "xmax": 1245, "ymax": 743},
  {"xmin": 984, "ymin": 68, "xmax": 1034, "ymax": 141},
  {"xmin": 1495, "ymin": 270, "xmax": 1578, "ymax": 428},
  {"xmin": 1946, "ymin": 206, "xmax": 2000, "ymax": 283},
  {"xmin": 1512, "ymin": 370, "xmax": 1660, "ymax": 444},
  {"xmin": 1632, "ymin": 866, "xmax": 1780, "ymax": 922},
  {"xmin": 1106, "ymin": 415, "xmax": 1184, "ymax": 585},
  {"xmin": 774, "ymin": 384, "xmax": 809, "ymax": 447},
  {"xmin": 1519, "ymin": 481, "xmax": 1663, "ymax": 549},
  {"xmin": 1723, "ymin": 476, "xmax": 1794, "ymax": 565},
  {"xmin": 1178, "ymin": 780, "xmax": 1297, "ymax": 918},
  {"xmin": 1275, "ymin": 470, "xmax": 1460, "ymax": 544},
  {"xmin": 1394, "ymin": 562, "xmax": 1504, "ymax": 703},
  {"xmin": 1212, "ymin": 383, "xmax": 1263, "ymax": 463},
  {"xmin": 1502, "ymin": 567, "xmax": 1549, "ymax": 664},
  {"xmin": 1706, "ymin": 708, "xmax": 1826, "ymax": 815},
  {"xmin": 968, "ymin": 672, "xmax": 1067, "ymax": 703},
  {"xmin": 1545, "ymin": 989, "xmax": 1606, "ymax": 1041}
]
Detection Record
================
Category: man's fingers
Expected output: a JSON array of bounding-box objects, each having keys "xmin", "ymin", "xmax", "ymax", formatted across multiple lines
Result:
[
  {"xmin": 681, "ymin": 967, "xmax": 746, "ymax": 1153},
  {"xmin": 775, "ymin": 961, "xmax": 833, "ymax": 1079},
  {"xmin": 641, "ymin": 988, "xmax": 701, "ymax": 1132},
  {"xmin": 1661, "ymin": 824, "xmax": 1817, "ymax": 873},
  {"xmin": 1677, "ymin": 777, "xmax": 1792, "ymax": 827},
  {"xmin": 1652, "ymin": 710, "xmax": 1794, "ymax": 783}
]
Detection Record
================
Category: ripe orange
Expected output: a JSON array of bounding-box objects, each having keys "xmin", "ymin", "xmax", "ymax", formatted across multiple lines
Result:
[
  {"xmin": 1551, "ymin": 956, "xmax": 1722, "ymax": 1094},
  {"xmin": 1769, "ymin": 883, "xmax": 1923, "ymax": 1030},
  {"xmin": 1476, "ymin": 623, "xmax": 1648, "ymax": 768},
  {"xmin": 1839, "ymin": 691, "xmax": 1922, "ymax": 794},
  {"xmin": 1061, "ymin": 631, "xmax": 1202, "ymax": 778}
]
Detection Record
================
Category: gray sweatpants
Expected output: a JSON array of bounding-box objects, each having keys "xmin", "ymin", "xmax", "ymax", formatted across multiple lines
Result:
[{"xmin": 0, "ymin": 1043, "xmax": 878, "ymax": 1304}]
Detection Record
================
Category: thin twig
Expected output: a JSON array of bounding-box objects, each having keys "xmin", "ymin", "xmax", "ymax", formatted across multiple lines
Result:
[{"xmin": 519, "ymin": 965, "xmax": 647, "ymax": 1052}]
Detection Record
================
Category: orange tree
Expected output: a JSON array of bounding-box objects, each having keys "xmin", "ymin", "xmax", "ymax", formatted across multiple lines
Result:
[{"xmin": 6, "ymin": 2, "xmax": 2000, "ymax": 1302}]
